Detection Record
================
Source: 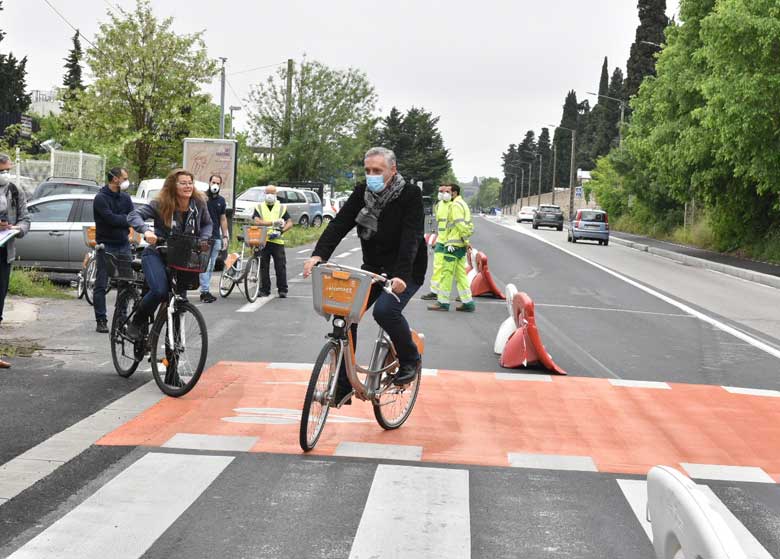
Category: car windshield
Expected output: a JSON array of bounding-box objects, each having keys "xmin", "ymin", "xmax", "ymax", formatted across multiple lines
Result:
[
  {"xmin": 521, "ymin": 207, "xmax": 535, "ymax": 212},
  {"xmin": 238, "ymin": 188, "xmax": 265, "ymax": 202},
  {"xmin": 580, "ymin": 211, "xmax": 606, "ymax": 222},
  {"xmin": 539, "ymin": 206, "xmax": 561, "ymax": 213},
  {"xmin": 38, "ymin": 183, "xmax": 98, "ymax": 198}
]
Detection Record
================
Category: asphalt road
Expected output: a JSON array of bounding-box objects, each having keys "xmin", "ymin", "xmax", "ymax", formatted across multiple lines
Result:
[{"xmin": 1, "ymin": 219, "xmax": 779, "ymax": 558}]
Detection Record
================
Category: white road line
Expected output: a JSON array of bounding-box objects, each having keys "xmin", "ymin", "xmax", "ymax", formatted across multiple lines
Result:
[
  {"xmin": 507, "ymin": 452, "xmax": 598, "ymax": 472},
  {"xmin": 618, "ymin": 479, "xmax": 773, "ymax": 558},
  {"xmin": 162, "ymin": 433, "xmax": 258, "ymax": 452},
  {"xmin": 7, "ymin": 453, "xmax": 233, "ymax": 559},
  {"xmin": 608, "ymin": 379, "xmax": 671, "ymax": 389},
  {"xmin": 268, "ymin": 362, "xmax": 314, "ymax": 370},
  {"xmin": 335, "ymin": 442, "xmax": 423, "ymax": 461},
  {"xmin": 297, "ymin": 248, "xmax": 312, "ymax": 254},
  {"xmin": 616, "ymin": 479, "xmax": 652, "ymax": 540},
  {"xmin": 491, "ymin": 218, "xmax": 780, "ymax": 361},
  {"xmin": 680, "ymin": 463, "xmax": 775, "ymax": 484},
  {"xmin": 349, "ymin": 465, "xmax": 470, "ymax": 559},
  {"xmin": 421, "ymin": 368, "xmax": 438, "ymax": 376},
  {"xmin": 236, "ymin": 294, "xmax": 276, "ymax": 313},
  {"xmin": 0, "ymin": 382, "xmax": 162, "ymax": 503},
  {"xmin": 349, "ymin": 247, "xmax": 362, "ymax": 253},
  {"xmin": 335, "ymin": 252, "xmax": 352, "ymax": 259},
  {"xmin": 535, "ymin": 303, "xmax": 693, "ymax": 318},
  {"xmin": 723, "ymin": 386, "xmax": 780, "ymax": 398},
  {"xmin": 495, "ymin": 372, "xmax": 552, "ymax": 382}
]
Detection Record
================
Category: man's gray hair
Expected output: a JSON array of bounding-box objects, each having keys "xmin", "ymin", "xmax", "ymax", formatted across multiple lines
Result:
[
  {"xmin": 0, "ymin": 153, "xmax": 10, "ymax": 165},
  {"xmin": 364, "ymin": 147, "xmax": 396, "ymax": 168}
]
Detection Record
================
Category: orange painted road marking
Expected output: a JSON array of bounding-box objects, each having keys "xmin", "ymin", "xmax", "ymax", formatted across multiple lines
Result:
[{"xmin": 97, "ymin": 362, "xmax": 780, "ymax": 478}]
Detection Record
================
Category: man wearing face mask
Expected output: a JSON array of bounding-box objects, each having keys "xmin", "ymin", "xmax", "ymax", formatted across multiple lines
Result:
[
  {"xmin": 303, "ymin": 147, "xmax": 426, "ymax": 404},
  {"xmin": 92, "ymin": 167, "xmax": 133, "ymax": 333},
  {"xmin": 0, "ymin": 153, "xmax": 31, "ymax": 368},
  {"xmin": 199, "ymin": 174, "xmax": 229, "ymax": 303},
  {"xmin": 420, "ymin": 184, "xmax": 452, "ymax": 301},
  {"xmin": 253, "ymin": 185, "xmax": 292, "ymax": 298}
]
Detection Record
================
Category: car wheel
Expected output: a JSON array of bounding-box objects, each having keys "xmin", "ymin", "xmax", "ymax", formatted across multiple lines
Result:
[
  {"xmin": 557, "ymin": 225, "xmax": 563, "ymax": 231},
  {"xmin": 532, "ymin": 223, "xmax": 538, "ymax": 230},
  {"xmin": 604, "ymin": 239, "xmax": 609, "ymax": 246},
  {"xmin": 299, "ymin": 215, "xmax": 309, "ymax": 228},
  {"xmin": 311, "ymin": 215, "xmax": 322, "ymax": 228},
  {"xmin": 323, "ymin": 215, "xmax": 333, "ymax": 224},
  {"xmin": 571, "ymin": 235, "xmax": 577, "ymax": 243}
]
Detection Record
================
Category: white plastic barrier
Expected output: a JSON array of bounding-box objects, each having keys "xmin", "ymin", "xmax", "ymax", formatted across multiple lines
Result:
[
  {"xmin": 493, "ymin": 283, "xmax": 518, "ymax": 354},
  {"xmin": 647, "ymin": 466, "xmax": 747, "ymax": 559}
]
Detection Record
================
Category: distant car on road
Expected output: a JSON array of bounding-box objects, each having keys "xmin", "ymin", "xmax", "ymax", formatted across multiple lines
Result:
[
  {"xmin": 532, "ymin": 204, "xmax": 564, "ymax": 231},
  {"xmin": 568, "ymin": 209, "xmax": 609, "ymax": 245},
  {"xmin": 516, "ymin": 206, "xmax": 537, "ymax": 223},
  {"xmin": 31, "ymin": 177, "xmax": 101, "ymax": 200},
  {"xmin": 301, "ymin": 189, "xmax": 324, "ymax": 227},
  {"xmin": 234, "ymin": 186, "xmax": 320, "ymax": 227}
]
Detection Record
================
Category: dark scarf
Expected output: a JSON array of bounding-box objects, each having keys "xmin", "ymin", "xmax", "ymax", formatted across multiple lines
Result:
[{"xmin": 356, "ymin": 173, "xmax": 406, "ymax": 240}]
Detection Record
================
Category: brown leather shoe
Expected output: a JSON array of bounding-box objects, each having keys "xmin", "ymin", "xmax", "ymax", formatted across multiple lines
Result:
[{"xmin": 0, "ymin": 359, "xmax": 10, "ymax": 369}]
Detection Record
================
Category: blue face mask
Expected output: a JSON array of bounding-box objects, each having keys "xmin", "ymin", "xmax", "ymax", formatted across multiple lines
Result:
[{"xmin": 366, "ymin": 174, "xmax": 385, "ymax": 193}]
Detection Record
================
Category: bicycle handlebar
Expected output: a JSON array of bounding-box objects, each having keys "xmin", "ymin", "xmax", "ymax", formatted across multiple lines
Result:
[{"xmin": 315, "ymin": 261, "xmax": 400, "ymax": 303}]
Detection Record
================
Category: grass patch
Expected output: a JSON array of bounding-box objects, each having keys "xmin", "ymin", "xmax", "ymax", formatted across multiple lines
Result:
[
  {"xmin": 0, "ymin": 340, "xmax": 43, "ymax": 358},
  {"xmin": 8, "ymin": 268, "xmax": 72, "ymax": 299},
  {"xmin": 229, "ymin": 223, "xmax": 326, "ymax": 253}
]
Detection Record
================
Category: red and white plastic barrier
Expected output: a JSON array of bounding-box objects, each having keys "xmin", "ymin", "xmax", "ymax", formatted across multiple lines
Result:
[
  {"xmin": 494, "ymin": 284, "xmax": 518, "ymax": 354},
  {"xmin": 497, "ymin": 290, "xmax": 566, "ymax": 374},
  {"xmin": 647, "ymin": 466, "xmax": 747, "ymax": 559},
  {"xmin": 470, "ymin": 251, "xmax": 505, "ymax": 299}
]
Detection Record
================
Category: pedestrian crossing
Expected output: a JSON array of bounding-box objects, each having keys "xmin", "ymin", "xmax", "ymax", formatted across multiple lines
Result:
[{"xmin": 4, "ymin": 449, "xmax": 778, "ymax": 558}]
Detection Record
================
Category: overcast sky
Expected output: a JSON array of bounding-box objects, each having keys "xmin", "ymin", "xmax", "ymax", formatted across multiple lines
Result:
[{"xmin": 5, "ymin": 0, "xmax": 678, "ymax": 179}]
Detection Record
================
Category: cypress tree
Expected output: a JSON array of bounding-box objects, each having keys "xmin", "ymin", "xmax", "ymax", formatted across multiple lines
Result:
[
  {"xmin": 537, "ymin": 128, "xmax": 552, "ymax": 194},
  {"xmin": 553, "ymin": 90, "xmax": 579, "ymax": 189},
  {"xmin": 625, "ymin": 0, "xmax": 668, "ymax": 99},
  {"xmin": 598, "ymin": 56, "xmax": 609, "ymax": 97},
  {"xmin": 0, "ymin": 0, "xmax": 31, "ymax": 114},
  {"xmin": 63, "ymin": 30, "xmax": 84, "ymax": 92},
  {"xmin": 606, "ymin": 67, "xmax": 626, "ymax": 146}
]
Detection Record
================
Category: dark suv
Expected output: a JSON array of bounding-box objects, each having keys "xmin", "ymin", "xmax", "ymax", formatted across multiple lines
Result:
[
  {"xmin": 532, "ymin": 204, "xmax": 564, "ymax": 231},
  {"xmin": 32, "ymin": 177, "xmax": 101, "ymax": 200}
]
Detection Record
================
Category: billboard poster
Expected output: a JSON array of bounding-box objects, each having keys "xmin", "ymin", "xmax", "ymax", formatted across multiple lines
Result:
[{"xmin": 183, "ymin": 138, "xmax": 238, "ymax": 209}]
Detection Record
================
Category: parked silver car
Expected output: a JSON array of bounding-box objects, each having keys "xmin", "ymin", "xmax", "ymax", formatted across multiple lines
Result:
[
  {"xmin": 14, "ymin": 193, "xmax": 146, "ymax": 272},
  {"xmin": 301, "ymin": 190, "xmax": 323, "ymax": 227},
  {"xmin": 234, "ymin": 186, "xmax": 320, "ymax": 226}
]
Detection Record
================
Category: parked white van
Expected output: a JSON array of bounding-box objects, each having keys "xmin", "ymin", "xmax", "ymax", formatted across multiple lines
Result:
[{"xmin": 135, "ymin": 178, "xmax": 209, "ymax": 201}]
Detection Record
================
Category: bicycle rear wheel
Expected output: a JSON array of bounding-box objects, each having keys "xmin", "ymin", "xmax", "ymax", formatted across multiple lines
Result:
[
  {"xmin": 84, "ymin": 257, "xmax": 97, "ymax": 306},
  {"xmin": 373, "ymin": 351, "xmax": 421, "ymax": 430},
  {"xmin": 149, "ymin": 301, "xmax": 208, "ymax": 397},
  {"xmin": 299, "ymin": 341, "xmax": 339, "ymax": 451},
  {"xmin": 244, "ymin": 256, "xmax": 261, "ymax": 302},
  {"xmin": 110, "ymin": 287, "xmax": 142, "ymax": 378},
  {"xmin": 219, "ymin": 261, "xmax": 237, "ymax": 297}
]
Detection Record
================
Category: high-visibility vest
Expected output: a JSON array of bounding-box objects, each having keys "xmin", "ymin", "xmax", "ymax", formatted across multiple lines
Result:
[
  {"xmin": 443, "ymin": 196, "xmax": 473, "ymax": 248},
  {"xmin": 435, "ymin": 200, "xmax": 450, "ymax": 238},
  {"xmin": 256, "ymin": 201, "xmax": 287, "ymax": 245}
]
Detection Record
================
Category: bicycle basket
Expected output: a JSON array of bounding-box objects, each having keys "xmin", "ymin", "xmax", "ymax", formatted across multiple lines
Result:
[
  {"xmin": 243, "ymin": 225, "xmax": 267, "ymax": 248},
  {"xmin": 312, "ymin": 266, "xmax": 373, "ymax": 323},
  {"xmin": 104, "ymin": 252, "xmax": 135, "ymax": 281},
  {"xmin": 165, "ymin": 234, "xmax": 213, "ymax": 273},
  {"xmin": 84, "ymin": 226, "xmax": 97, "ymax": 248}
]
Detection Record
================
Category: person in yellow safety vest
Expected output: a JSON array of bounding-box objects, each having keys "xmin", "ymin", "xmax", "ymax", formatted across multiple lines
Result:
[
  {"xmin": 253, "ymin": 185, "xmax": 293, "ymax": 298},
  {"xmin": 428, "ymin": 183, "xmax": 475, "ymax": 312},
  {"xmin": 421, "ymin": 184, "xmax": 451, "ymax": 301}
]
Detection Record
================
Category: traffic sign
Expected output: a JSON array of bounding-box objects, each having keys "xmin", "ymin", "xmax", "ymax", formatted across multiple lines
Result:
[{"xmin": 575, "ymin": 186, "xmax": 583, "ymax": 199}]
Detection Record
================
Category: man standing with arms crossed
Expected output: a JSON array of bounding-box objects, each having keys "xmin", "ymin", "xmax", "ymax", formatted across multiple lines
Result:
[
  {"xmin": 420, "ymin": 184, "xmax": 451, "ymax": 301},
  {"xmin": 199, "ymin": 174, "xmax": 229, "ymax": 303},
  {"xmin": 93, "ymin": 167, "xmax": 133, "ymax": 333},
  {"xmin": 253, "ymin": 185, "xmax": 293, "ymax": 298},
  {"xmin": 428, "ymin": 183, "xmax": 475, "ymax": 312}
]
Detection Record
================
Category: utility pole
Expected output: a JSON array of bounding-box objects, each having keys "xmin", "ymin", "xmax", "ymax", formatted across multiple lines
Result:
[
  {"xmin": 551, "ymin": 140, "xmax": 558, "ymax": 205},
  {"xmin": 219, "ymin": 57, "xmax": 227, "ymax": 138},
  {"xmin": 520, "ymin": 167, "xmax": 524, "ymax": 207},
  {"xmin": 568, "ymin": 129, "xmax": 577, "ymax": 220},
  {"xmin": 537, "ymin": 153, "xmax": 543, "ymax": 207},
  {"xmin": 513, "ymin": 174, "xmax": 518, "ymax": 210},
  {"xmin": 282, "ymin": 58, "xmax": 294, "ymax": 145}
]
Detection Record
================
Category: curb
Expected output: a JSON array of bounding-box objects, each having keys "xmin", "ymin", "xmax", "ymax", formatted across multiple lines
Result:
[{"xmin": 609, "ymin": 235, "xmax": 780, "ymax": 290}]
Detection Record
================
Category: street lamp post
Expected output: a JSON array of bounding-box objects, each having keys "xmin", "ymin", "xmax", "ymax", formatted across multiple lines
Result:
[
  {"xmin": 587, "ymin": 91, "xmax": 626, "ymax": 145},
  {"xmin": 551, "ymin": 140, "xmax": 558, "ymax": 205},
  {"xmin": 228, "ymin": 105, "xmax": 241, "ymax": 138},
  {"xmin": 550, "ymin": 123, "xmax": 578, "ymax": 221}
]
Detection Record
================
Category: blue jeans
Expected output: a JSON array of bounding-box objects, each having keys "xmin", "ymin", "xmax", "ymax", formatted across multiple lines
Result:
[
  {"xmin": 136, "ymin": 247, "xmax": 170, "ymax": 323},
  {"xmin": 93, "ymin": 242, "xmax": 131, "ymax": 322},
  {"xmin": 199, "ymin": 238, "xmax": 222, "ymax": 293},
  {"xmin": 337, "ymin": 280, "xmax": 421, "ymax": 389}
]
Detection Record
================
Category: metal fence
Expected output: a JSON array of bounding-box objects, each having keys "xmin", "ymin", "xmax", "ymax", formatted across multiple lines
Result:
[{"xmin": 12, "ymin": 148, "xmax": 106, "ymax": 195}]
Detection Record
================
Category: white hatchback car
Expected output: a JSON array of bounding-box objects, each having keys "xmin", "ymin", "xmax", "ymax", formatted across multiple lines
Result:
[{"xmin": 516, "ymin": 206, "xmax": 537, "ymax": 223}]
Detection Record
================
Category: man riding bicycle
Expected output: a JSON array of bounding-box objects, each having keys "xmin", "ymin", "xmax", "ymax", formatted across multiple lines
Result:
[
  {"xmin": 303, "ymin": 147, "xmax": 426, "ymax": 404},
  {"xmin": 125, "ymin": 169, "xmax": 212, "ymax": 340}
]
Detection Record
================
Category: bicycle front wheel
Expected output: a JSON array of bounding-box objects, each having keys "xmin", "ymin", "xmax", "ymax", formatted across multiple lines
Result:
[
  {"xmin": 76, "ymin": 271, "xmax": 86, "ymax": 299},
  {"xmin": 244, "ymin": 256, "xmax": 261, "ymax": 302},
  {"xmin": 149, "ymin": 301, "xmax": 208, "ymax": 397},
  {"xmin": 219, "ymin": 261, "xmax": 237, "ymax": 298},
  {"xmin": 373, "ymin": 352, "xmax": 421, "ymax": 430},
  {"xmin": 299, "ymin": 341, "xmax": 339, "ymax": 452},
  {"xmin": 84, "ymin": 257, "xmax": 97, "ymax": 306},
  {"xmin": 110, "ymin": 287, "xmax": 142, "ymax": 378}
]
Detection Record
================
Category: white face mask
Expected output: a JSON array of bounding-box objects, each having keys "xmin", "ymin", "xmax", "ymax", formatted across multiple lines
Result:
[
  {"xmin": 442, "ymin": 192, "xmax": 452, "ymax": 202},
  {"xmin": 0, "ymin": 171, "xmax": 10, "ymax": 187},
  {"xmin": 209, "ymin": 183, "xmax": 220, "ymax": 194},
  {"xmin": 265, "ymin": 194, "xmax": 276, "ymax": 204},
  {"xmin": 119, "ymin": 180, "xmax": 130, "ymax": 191},
  {"xmin": 437, "ymin": 192, "xmax": 444, "ymax": 201}
]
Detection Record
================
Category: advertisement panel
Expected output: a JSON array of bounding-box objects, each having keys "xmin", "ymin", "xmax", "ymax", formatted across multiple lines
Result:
[{"xmin": 183, "ymin": 138, "xmax": 238, "ymax": 209}]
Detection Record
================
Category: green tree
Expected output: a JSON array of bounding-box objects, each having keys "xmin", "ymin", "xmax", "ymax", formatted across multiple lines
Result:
[
  {"xmin": 63, "ymin": 31, "xmax": 84, "ymax": 93},
  {"xmin": 537, "ymin": 127, "xmax": 552, "ymax": 195},
  {"xmin": 248, "ymin": 58, "xmax": 377, "ymax": 183},
  {"xmin": 474, "ymin": 177, "xmax": 501, "ymax": 210},
  {"xmin": 72, "ymin": 0, "xmax": 218, "ymax": 180},
  {"xmin": 625, "ymin": 0, "xmax": 669, "ymax": 99},
  {"xmin": 0, "ymin": 1, "xmax": 31, "ymax": 115},
  {"xmin": 553, "ymin": 90, "xmax": 579, "ymax": 188},
  {"xmin": 376, "ymin": 106, "xmax": 451, "ymax": 195}
]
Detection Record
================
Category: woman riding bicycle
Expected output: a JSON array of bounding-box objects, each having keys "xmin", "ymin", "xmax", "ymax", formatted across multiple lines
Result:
[
  {"xmin": 303, "ymin": 147, "xmax": 427, "ymax": 405},
  {"xmin": 125, "ymin": 169, "xmax": 212, "ymax": 340}
]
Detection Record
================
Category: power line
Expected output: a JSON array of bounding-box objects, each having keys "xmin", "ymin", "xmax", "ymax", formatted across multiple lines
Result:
[
  {"xmin": 228, "ymin": 61, "xmax": 286, "ymax": 76},
  {"xmin": 225, "ymin": 78, "xmax": 242, "ymax": 106},
  {"xmin": 40, "ymin": 0, "xmax": 99, "ymax": 50}
]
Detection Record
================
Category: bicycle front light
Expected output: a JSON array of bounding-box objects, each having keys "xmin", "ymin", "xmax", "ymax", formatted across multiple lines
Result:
[{"xmin": 333, "ymin": 318, "xmax": 346, "ymax": 329}]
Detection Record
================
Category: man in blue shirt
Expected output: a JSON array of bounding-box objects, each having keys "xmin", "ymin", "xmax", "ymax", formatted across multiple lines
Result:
[
  {"xmin": 199, "ymin": 174, "xmax": 228, "ymax": 302},
  {"xmin": 93, "ymin": 167, "xmax": 133, "ymax": 333}
]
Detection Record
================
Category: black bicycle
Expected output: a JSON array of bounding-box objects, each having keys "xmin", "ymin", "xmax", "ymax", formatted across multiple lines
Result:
[{"xmin": 104, "ymin": 235, "xmax": 212, "ymax": 397}]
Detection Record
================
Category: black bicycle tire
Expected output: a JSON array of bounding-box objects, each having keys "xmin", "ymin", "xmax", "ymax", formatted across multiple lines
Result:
[
  {"xmin": 110, "ymin": 287, "xmax": 142, "ymax": 378},
  {"xmin": 84, "ymin": 257, "xmax": 97, "ymax": 305},
  {"xmin": 373, "ymin": 352, "xmax": 421, "ymax": 430},
  {"xmin": 244, "ymin": 256, "xmax": 261, "ymax": 303},
  {"xmin": 218, "ymin": 264, "xmax": 236, "ymax": 297},
  {"xmin": 149, "ymin": 301, "xmax": 208, "ymax": 397},
  {"xmin": 76, "ymin": 271, "xmax": 86, "ymax": 299},
  {"xmin": 299, "ymin": 341, "xmax": 339, "ymax": 452}
]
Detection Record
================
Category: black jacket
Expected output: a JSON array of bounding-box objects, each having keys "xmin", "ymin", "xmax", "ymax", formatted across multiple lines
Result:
[
  {"xmin": 93, "ymin": 186, "xmax": 133, "ymax": 245},
  {"xmin": 313, "ymin": 181, "xmax": 427, "ymax": 285}
]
